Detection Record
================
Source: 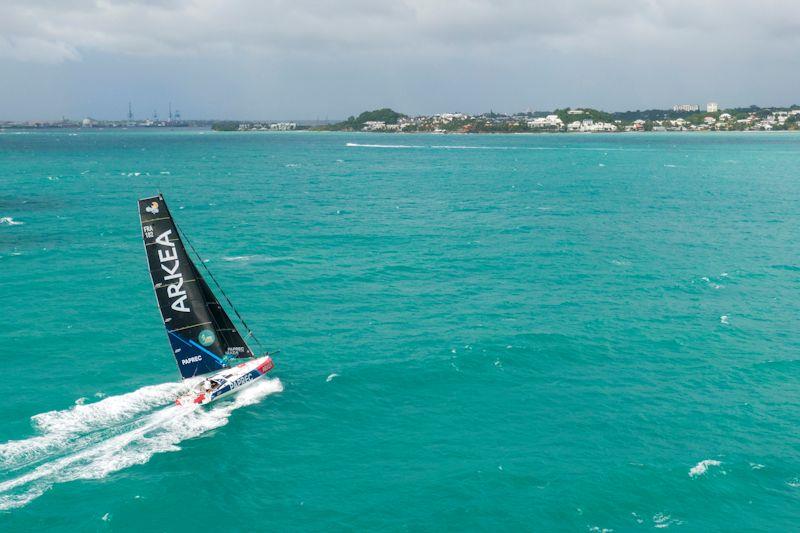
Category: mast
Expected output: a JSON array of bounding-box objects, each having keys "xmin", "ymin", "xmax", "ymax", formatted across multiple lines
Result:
[{"xmin": 138, "ymin": 194, "xmax": 256, "ymax": 379}]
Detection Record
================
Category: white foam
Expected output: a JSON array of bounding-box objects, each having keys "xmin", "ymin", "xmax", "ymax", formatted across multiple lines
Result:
[
  {"xmin": 0, "ymin": 381, "xmax": 184, "ymax": 469},
  {"xmin": 326, "ymin": 373, "xmax": 339, "ymax": 382},
  {"xmin": 222, "ymin": 255, "xmax": 251, "ymax": 262},
  {"xmin": 701, "ymin": 276, "xmax": 723, "ymax": 289},
  {"xmin": 346, "ymin": 142, "xmax": 423, "ymax": 149},
  {"xmin": 0, "ymin": 216, "xmax": 23, "ymax": 226},
  {"xmin": 689, "ymin": 459, "xmax": 721, "ymax": 477},
  {"xmin": 720, "ymin": 315, "xmax": 730, "ymax": 325},
  {"xmin": 0, "ymin": 378, "xmax": 282, "ymax": 510},
  {"xmin": 652, "ymin": 512, "xmax": 681, "ymax": 528}
]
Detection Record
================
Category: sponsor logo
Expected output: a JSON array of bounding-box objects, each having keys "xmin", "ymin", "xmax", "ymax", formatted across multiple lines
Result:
[
  {"xmin": 225, "ymin": 346, "xmax": 247, "ymax": 356},
  {"xmin": 145, "ymin": 201, "xmax": 159, "ymax": 215},
  {"xmin": 229, "ymin": 372, "xmax": 253, "ymax": 391},
  {"xmin": 155, "ymin": 229, "xmax": 190, "ymax": 313},
  {"xmin": 181, "ymin": 355, "xmax": 202, "ymax": 365},
  {"xmin": 198, "ymin": 329, "xmax": 216, "ymax": 346}
]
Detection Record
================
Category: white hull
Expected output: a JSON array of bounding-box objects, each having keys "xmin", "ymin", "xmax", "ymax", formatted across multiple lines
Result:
[{"xmin": 176, "ymin": 356, "xmax": 274, "ymax": 405}]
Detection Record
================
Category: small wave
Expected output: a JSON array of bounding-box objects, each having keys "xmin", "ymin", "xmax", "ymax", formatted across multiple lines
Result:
[
  {"xmin": 720, "ymin": 315, "xmax": 730, "ymax": 325},
  {"xmin": 701, "ymin": 276, "xmax": 723, "ymax": 289},
  {"xmin": 653, "ymin": 513, "xmax": 682, "ymax": 529},
  {"xmin": 326, "ymin": 373, "xmax": 339, "ymax": 382},
  {"xmin": 689, "ymin": 459, "xmax": 721, "ymax": 477},
  {"xmin": 0, "ymin": 216, "xmax": 23, "ymax": 226},
  {"xmin": 222, "ymin": 255, "xmax": 296, "ymax": 264},
  {"xmin": 0, "ymin": 378, "xmax": 282, "ymax": 510},
  {"xmin": 346, "ymin": 142, "xmax": 423, "ymax": 149}
]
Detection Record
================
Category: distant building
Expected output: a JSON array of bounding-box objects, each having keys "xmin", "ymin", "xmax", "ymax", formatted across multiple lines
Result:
[
  {"xmin": 81, "ymin": 117, "xmax": 95, "ymax": 127},
  {"xmin": 567, "ymin": 109, "xmax": 586, "ymax": 115},
  {"xmin": 269, "ymin": 122, "xmax": 296, "ymax": 131},
  {"xmin": 706, "ymin": 102, "xmax": 719, "ymax": 113},
  {"xmin": 672, "ymin": 104, "xmax": 699, "ymax": 112},
  {"xmin": 527, "ymin": 114, "xmax": 564, "ymax": 130},
  {"xmin": 362, "ymin": 121, "xmax": 387, "ymax": 131}
]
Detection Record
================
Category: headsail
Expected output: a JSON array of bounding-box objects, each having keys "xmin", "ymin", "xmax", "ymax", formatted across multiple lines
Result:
[{"xmin": 139, "ymin": 195, "xmax": 255, "ymax": 379}]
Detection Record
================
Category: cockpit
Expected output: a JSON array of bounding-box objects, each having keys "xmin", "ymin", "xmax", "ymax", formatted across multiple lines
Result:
[{"xmin": 197, "ymin": 378, "xmax": 224, "ymax": 395}]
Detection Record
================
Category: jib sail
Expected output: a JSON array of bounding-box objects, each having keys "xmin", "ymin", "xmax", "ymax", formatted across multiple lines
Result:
[{"xmin": 139, "ymin": 195, "xmax": 255, "ymax": 379}]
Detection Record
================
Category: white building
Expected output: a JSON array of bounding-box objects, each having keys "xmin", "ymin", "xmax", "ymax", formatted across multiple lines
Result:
[
  {"xmin": 672, "ymin": 104, "xmax": 699, "ymax": 112},
  {"xmin": 527, "ymin": 115, "xmax": 564, "ymax": 130},
  {"xmin": 567, "ymin": 119, "xmax": 617, "ymax": 132},
  {"xmin": 362, "ymin": 121, "xmax": 386, "ymax": 131},
  {"xmin": 706, "ymin": 102, "xmax": 719, "ymax": 113},
  {"xmin": 435, "ymin": 113, "xmax": 468, "ymax": 123},
  {"xmin": 269, "ymin": 122, "xmax": 296, "ymax": 131}
]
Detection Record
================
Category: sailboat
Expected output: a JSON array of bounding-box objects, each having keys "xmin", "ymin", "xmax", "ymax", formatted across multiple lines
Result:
[{"xmin": 138, "ymin": 194, "xmax": 274, "ymax": 405}]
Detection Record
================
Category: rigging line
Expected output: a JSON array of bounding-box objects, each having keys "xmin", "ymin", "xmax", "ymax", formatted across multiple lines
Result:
[{"xmin": 172, "ymin": 216, "xmax": 266, "ymax": 354}]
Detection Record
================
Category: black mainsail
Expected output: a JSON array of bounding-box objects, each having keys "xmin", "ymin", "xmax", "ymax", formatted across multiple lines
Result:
[{"xmin": 139, "ymin": 194, "xmax": 255, "ymax": 379}]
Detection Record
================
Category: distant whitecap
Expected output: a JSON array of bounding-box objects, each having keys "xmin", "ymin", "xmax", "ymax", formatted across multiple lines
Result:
[{"xmin": 689, "ymin": 459, "xmax": 721, "ymax": 477}]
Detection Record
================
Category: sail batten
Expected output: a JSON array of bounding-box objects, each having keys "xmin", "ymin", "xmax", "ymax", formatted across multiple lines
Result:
[{"xmin": 139, "ymin": 195, "xmax": 255, "ymax": 379}]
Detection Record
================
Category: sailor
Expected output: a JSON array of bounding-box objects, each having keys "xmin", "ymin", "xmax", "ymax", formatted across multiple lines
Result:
[{"xmin": 203, "ymin": 379, "xmax": 212, "ymax": 394}]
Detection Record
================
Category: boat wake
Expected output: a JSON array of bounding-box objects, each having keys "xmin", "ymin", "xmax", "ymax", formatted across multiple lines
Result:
[{"xmin": 0, "ymin": 378, "xmax": 283, "ymax": 511}]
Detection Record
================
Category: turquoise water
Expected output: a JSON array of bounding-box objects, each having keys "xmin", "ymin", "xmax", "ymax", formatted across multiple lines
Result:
[{"xmin": 2, "ymin": 130, "xmax": 800, "ymax": 531}]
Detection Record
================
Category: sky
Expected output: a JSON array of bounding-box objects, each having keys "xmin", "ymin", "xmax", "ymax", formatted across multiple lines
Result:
[{"xmin": 1, "ymin": 0, "xmax": 799, "ymax": 120}]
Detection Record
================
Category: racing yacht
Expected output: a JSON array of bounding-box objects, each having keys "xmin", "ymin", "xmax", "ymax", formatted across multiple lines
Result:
[{"xmin": 138, "ymin": 194, "xmax": 275, "ymax": 405}]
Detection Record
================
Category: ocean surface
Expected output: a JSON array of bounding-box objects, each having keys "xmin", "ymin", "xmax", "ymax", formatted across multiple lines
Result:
[{"xmin": 2, "ymin": 129, "xmax": 800, "ymax": 531}]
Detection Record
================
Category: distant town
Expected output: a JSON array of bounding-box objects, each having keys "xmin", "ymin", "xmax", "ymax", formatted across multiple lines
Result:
[{"xmin": 3, "ymin": 101, "xmax": 800, "ymax": 133}]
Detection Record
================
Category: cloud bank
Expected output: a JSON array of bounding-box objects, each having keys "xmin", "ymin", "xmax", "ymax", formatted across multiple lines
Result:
[{"xmin": 1, "ymin": 1, "xmax": 798, "ymax": 118}]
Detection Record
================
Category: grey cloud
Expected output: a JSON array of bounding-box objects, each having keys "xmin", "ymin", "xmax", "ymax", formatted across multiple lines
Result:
[
  {"xmin": 3, "ymin": 0, "xmax": 798, "ymax": 62},
  {"xmin": 0, "ymin": 0, "xmax": 798, "ymax": 119}
]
